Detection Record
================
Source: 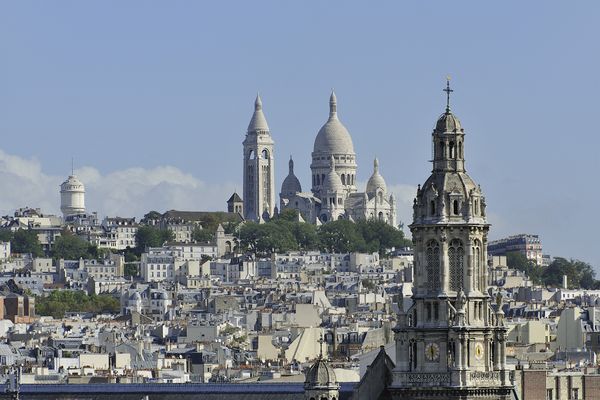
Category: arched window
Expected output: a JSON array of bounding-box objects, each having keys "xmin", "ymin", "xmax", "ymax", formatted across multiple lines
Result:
[
  {"xmin": 449, "ymin": 142, "xmax": 455, "ymax": 158},
  {"xmin": 248, "ymin": 150, "xmax": 255, "ymax": 160},
  {"xmin": 341, "ymin": 174, "xmax": 346, "ymax": 185},
  {"xmin": 316, "ymin": 175, "xmax": 320, "ymax": 186},
  {"xmin": 378, "ymin": 212, "xmax": 384, "ymax": 221},
  {"xmin": 430, "ymin": 200, "xmax": 436, "ymax": 216},
  {"xmin": 449, "ymin": 239, "xmax": 464, "ymax": 291},
  {"xmin": 261, "ymin": 149, "xmax": 269, "ymax": 159},
  {"xmin": 453, "ymin": 200, "xmax": 459, "ymax": 215},
  {"xmin": 321, "ymin": 174, "xmax": 325, "ymax": 185},
  {"xmin": 426, "ymin": 240, "xmax": 440, "ymax": 291}
]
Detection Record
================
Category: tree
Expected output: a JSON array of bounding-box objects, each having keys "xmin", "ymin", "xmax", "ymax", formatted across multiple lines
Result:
[
  {"xmin": 317, "ymin": 220, "xmax": 366, "ymax": 253},
  {"xmin": 135, "ymin": 226, "xmax": 173, "ymax": 254},
  {"xmin": 291, "ymin": 222, "xmax": 320, "ymax": 250},
  {"xmin": 239, "ymin": 221, "xmax": 297, "ymax": 256},
  {"xmin": 277, "ymin": 208, "xmax": 300, "ymax": 222},
  {"xmin": 124, "ymin": 263, "xmax": 138, "ymax": 278},
  {"xmin": 506, "ymin": 251, "xmax": 541, "ymax": 284},
  {"xmin": 52, "ymin": 234, "xmax": 96, "ymax": 260},
  {"xmin": 11, "ymin": 229, "xmax": 43, "ymax": 257},
  {"xmin": 192, "ymin": 226, "xmax": 214, "ymax": 243},
  {"xmin": 140, "ymin": 211, "xmax": 162, "ymax": 225},
  {"xmin": 541, "ymin": 257, "xmax": 596, "ymax": 289},
  {"xmin": 35, "ymin": 290, "xmax": 120, "ymax": 318},
  {"xmin": 0, "ymin": 229, "xmax": 12, "ymax": 243},
  {"xmin": 356, "ymin": 220, "xmax": 411, "ymax": 256}
]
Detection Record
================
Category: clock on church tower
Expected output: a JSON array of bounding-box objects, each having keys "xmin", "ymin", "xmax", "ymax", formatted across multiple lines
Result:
[{"xmin": 388, "ymin": 80, "xmax": 513, "ymax": 400}]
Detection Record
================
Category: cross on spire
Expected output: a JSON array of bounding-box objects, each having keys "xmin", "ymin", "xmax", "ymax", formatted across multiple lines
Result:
[
  {"xmin": 444, "ymin": 76, "xmax": 453, "ymax": 112},
  {"xmin": 318, "ymin": 333, "xmax": 325, "ymax": 359}
]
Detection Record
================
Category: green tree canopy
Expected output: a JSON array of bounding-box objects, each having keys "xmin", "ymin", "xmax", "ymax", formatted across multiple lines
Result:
[
  {"xmin": 239, "ymin": 221, "xmax": 297, "ymax": 256},
  {"xmin": 355, "ymin": 220, "xmax": 411, "ymax": 256},
  {"xmin": 140, "ymin": 211, "xmax": 162, "ymax": 224},
  {"xmin": 11, "ymin": 229, "xmax": 43, "ymax": 257},
  {"xmin": 317, "ymin": 220, "xmax": 366, "ymax": 253},
  {"xmin": 36, "ymin": 290, "xmax": 120, "ymax": 319},
  {"xmin": 0, "ymin": 229, "xmax": 12, "ymax": 243},
  {"xmin": 135, "ymin": 226, "xmax": 174, "ymax": 254},
  {"xmin": 505, "ymin": 251, "xmax": 541, "ymax": 284},
  {"xmin": 192, "ymin": 226, "xmax": 214, "ymax": 243},
  {"xmin": 52, "ymin": 234, "xmax": 97, "ymax": 260},
  {"xmin": 541, "ymin": 257, "xmax": 596, "ymax": 289}
]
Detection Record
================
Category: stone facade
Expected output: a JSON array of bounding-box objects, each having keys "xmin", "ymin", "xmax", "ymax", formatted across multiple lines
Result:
[
  {"xmin": 278, "ymin": 92, "xmax": 396, "ymax": 226},
  {"xmin": 384, "ymin": 83, "xmax": 513, "ymax": 399},
  {"xmin": 243, "ymin": 95, "xmax": 275, "ymax": 222}
]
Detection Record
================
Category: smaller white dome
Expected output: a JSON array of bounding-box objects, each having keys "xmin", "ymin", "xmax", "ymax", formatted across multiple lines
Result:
[
  {"xmin": 366, "ymin": 158, "xmax": 387, "ymax": 195},
  {"xmin": 281, "ymin": 157, "xmax": 302, "ymax": 196},
  {"xmin": 322, "ymin": 157, "xmax": 343, "ymax": 192}
]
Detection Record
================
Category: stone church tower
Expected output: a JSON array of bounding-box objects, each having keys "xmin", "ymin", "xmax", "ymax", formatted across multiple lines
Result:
[
  {"xmin": 389, "ymin": 81, "xmax": 512, "ymax": 400},
  {"xmin": 243, "ymin": 94, "xmax": 275, "ymax": 222}
]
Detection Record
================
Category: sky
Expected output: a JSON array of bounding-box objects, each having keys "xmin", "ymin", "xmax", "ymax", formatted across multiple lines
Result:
[{"xmin": 0, "ymin": 2, "xmax": 599, "ymax": 269}]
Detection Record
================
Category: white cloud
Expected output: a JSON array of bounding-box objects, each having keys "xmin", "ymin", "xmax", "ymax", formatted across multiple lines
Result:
[{"xmin": 0, "ymin": 148, "xmax": 237, "ymax": 219}]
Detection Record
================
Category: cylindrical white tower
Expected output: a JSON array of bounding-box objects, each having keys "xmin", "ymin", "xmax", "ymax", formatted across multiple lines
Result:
[{"xmin": 60, "ymin": 175, "xmax": 86, "ymax": 217}]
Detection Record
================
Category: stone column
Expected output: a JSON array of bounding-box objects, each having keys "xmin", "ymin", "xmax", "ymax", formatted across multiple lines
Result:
[
  {"xmin": 441, "ymin": 231, "xmax": 449, "ymax": 293},
  {"xmin": 465, "ymin": 237, "xmax": 473, "ymax": 295}
]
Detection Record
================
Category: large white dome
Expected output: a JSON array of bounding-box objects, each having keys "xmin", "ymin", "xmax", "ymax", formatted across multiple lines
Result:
[{"xmin": 313, "ymin": 91, "xmax": 355, "ymax": 155}]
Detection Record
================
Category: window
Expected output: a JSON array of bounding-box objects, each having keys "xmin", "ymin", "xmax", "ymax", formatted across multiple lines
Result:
[
  {"xmin": 426, "ymin": 303, "xmax": 432, "ymax": 320},
  {"xmin": 430, "ymin": 200, "xmax": 436, "ymax": 216},
  {"xmin": 453, "ymin": 200, "xmax": 459, "ymax": 215},
  {"xmin": 426, "ymin": 240, "xmax": 440, "ymax": 291},
  {"xmin": 449, "ymin": 239, "xmax": 464, "ymax": 291}
]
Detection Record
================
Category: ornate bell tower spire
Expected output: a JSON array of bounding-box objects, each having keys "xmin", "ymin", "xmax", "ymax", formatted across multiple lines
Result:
[{"xmin": 389, "ymin": 81, "xmax": 511, "ymax": 400}]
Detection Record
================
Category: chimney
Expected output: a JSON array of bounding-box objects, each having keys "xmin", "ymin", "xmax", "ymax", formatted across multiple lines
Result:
[{"xmin": 562, "ymin": 275, "xmax": 568, "ymax": 289}]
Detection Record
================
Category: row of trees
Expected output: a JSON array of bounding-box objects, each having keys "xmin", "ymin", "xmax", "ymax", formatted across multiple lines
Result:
[
  {"xmin": 0, "ymin": 228, "xmax": 103, "ymax": 260},
  {"xmin": 506, "ymin": 251, "xmax": 599, "ymax": 289},
  {"xmin": 35, "ymin": 290, "xmax": 120, "ymax": 319},
  {"xmin": 238, "ymin": 209, "xmax": 411, "ymax": 256}
]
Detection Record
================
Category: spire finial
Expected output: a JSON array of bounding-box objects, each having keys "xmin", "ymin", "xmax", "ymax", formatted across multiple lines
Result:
[
  {"xmin": 443, "ymin": 76, "xmax": 453, "ymax": 113},
  {"xmin": 318, "ymin": 333, "xmax": 325, "ymax": 359},
  {"xmin": 71, "ymin": 157, "xmax": 74, "ymax": 176},
  {"xmin": 329, "ymin": 89, "xmax": 337, "ymax": 118},
  {"xmin": 255, "ymin": 92, "xmax": 262, "ymax": 111},
  {"xmin": 289, "ymin": 155, "xmax": 294, "ymax": 173},
  {"xmin": 374, "ymin": 157, "xmax": 379, "ymax": 173}
]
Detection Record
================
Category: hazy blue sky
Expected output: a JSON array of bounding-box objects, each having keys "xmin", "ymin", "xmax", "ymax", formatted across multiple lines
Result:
[{"xmin": 1, "ymin": 2, "xmax": 599, "ymax": 268}]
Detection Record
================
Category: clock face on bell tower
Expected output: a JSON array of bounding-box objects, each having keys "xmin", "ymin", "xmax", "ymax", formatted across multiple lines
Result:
[{"xmin": 425, "ymin": 342, "xmax": 440, "ymax": 362}]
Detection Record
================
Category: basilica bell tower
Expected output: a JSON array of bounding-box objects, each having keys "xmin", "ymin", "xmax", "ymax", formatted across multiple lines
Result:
[
  {"xmin": 243, "ymin": 94, "xmax": 275, "ymax": 222},
  {"xmin": 389, "ymin": 80, "xmax": 512, "ymax": 400}
]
